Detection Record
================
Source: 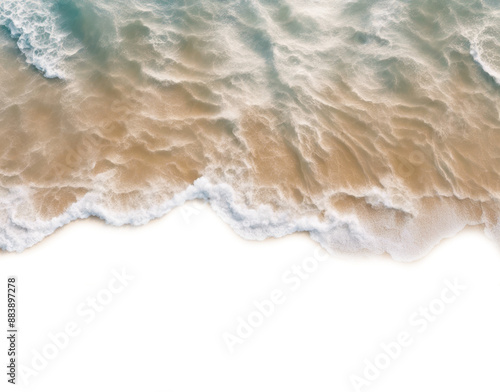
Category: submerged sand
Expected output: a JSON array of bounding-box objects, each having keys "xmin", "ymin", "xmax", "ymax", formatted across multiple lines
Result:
[{"xmin": 0, "ymin": 0, "xmax": 499, "ymax": 260}]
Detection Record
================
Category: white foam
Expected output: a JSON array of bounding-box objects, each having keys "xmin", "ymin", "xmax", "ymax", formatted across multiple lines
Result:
[
  {"xmin": 0, "ymin": 178, "xmax": 367, "ymax": 255},
  {"xmin": 466, "ymin": 22, "xmax": 500, "ymax": 85},
  {"xmin": 1, "ymin": 177, "xmax": 495, "ymax": 262},
  {"xmin": 0, "ymin": 0, "xmax": 69, "ymax": 78},
  {"xmin": 470, "ymin": 47, "xmax": 500, "ymax": 85}
]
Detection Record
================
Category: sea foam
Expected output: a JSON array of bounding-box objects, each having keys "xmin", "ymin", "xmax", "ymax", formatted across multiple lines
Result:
[
  {"xmin": 0, "ymin": 0, "xmax": 70, "ymax": 78},
  {"xmin": 1, "ymin": 178, "xmax": 497, "ymax": 262}
]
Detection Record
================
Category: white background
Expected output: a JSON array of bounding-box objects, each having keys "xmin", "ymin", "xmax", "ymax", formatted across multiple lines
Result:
[{"xmin": 1, "ymin": 201, "xmax": 500, "ymax": 391}]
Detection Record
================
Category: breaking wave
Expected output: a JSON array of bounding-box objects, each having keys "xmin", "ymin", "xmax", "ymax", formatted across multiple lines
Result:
[{"xmin": 0, "ymin": 0, "xmax": 499, "ymax": 261}]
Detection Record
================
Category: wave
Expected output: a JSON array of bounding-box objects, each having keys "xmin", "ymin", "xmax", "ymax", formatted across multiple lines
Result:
[
  {"xmin": 0, "ymin": 0, "xmax": 499, "ymax": 261},
  {"xmin": 0, "ymin": 178, "xmax": 363, "ymax": 254},
  {"xmin": 470, "ymin": 41, "xmax": 500, "ymax": 85},
  {"xmin": 0, "ymin": 0, "xmax": 71, "ymax": 78},
  {"xmin": 1, "ymin": 178, "xmax": 498, "ymax": 261}
]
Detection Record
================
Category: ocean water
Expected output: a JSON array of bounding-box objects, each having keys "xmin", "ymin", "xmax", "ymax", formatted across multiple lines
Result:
[{"xmin": 0, "ymin": 0, "xmax": 499, "ymax": 260}]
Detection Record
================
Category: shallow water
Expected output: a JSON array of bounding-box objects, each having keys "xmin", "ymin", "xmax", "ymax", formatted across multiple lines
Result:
[{"xmin": 0, "ymin": 0, "xmax": 499, "ymax": 260}]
